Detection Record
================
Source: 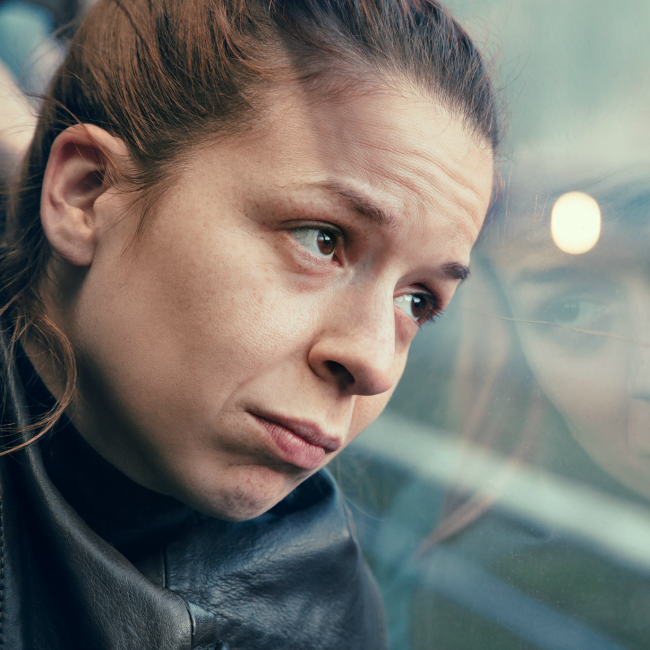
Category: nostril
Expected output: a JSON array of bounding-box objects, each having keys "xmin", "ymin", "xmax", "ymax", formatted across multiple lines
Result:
[{"xmin": 325, "ymin": 360, "xmax": 355, "ymax": 389}]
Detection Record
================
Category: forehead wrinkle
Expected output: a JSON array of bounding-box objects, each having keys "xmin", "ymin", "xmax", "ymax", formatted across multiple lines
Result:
[
  {"xmin": 353, "ymin": 131, "xmax": 492, "ymax": 232},
  {"xmin": 369, "ymin": 158, "xmax": 488, "ymax": 247},
  {"xmin": 400, "ymin": 145, "xmax": 491, "ymax": 219},
  {"xmin": 312, "ymin": 180, "xmax": 397, "ymax": 228},
  {"xmin": 353, "ymin": 106, "xmax": 493, "ymax": 209}
]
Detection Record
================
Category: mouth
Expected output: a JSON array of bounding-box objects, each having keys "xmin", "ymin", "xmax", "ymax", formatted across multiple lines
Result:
[{"xmin": 248, "ymin": 410, "xmax": 342, "ymax": 471}]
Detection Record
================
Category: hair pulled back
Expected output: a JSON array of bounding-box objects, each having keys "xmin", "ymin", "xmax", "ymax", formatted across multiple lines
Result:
[{"xmin": 0, "ymin": 0, "xmax": 498, "ymax": 450}]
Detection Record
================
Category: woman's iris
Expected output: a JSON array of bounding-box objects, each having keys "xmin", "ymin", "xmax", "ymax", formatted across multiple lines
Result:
[
  {"xmin": 317, "ymin": 231, "xmax": 335, "ymax": 256},
  {"xmin": 292, "ymin": 228, "xmax": 338, "ymax": 260},
  {"xmin": 394, "ymin": 294, "xmax": 434, "ymax": 324}
]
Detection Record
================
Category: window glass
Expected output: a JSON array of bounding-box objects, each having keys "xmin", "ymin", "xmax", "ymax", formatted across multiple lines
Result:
[
  {"xmin": 2, "ymin": 2, "xmax": 647, "ymax": 648},
  {"xmin": 337, "ymin": 2, "xmax": 650, "ymax": 649}
]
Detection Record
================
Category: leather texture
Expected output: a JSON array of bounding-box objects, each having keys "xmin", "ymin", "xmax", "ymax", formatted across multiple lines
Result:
[{"xmin": 0, "ymin": 336, "xmax": 388, "ymax": 649}]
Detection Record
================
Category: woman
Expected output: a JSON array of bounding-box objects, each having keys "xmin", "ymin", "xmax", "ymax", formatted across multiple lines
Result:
[
  {"xmin": 490, "ymin": 165, "xmax": 650, "ymax": 501},
  {"xmin": 0, "ymin": 0, "xmax": 497, "ymax": 648}
]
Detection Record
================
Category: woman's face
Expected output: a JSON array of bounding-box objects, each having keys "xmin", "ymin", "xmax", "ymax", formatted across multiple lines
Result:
[
  {"xmin": 493, "ymin": 229, "xmax": 650, "ymax": 499},
  {"xmin": 55, "ymin": 84, "xmax": 493, "ymax": 519}
]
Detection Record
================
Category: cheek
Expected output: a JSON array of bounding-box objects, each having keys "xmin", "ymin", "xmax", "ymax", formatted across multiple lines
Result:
[
  {"xmin": 78, "ymin": 212, "xmax": 322, "ymax": 433},
  {"xmin": 519, "ymin": 334, "xmax": 628, "ymax": 431},
  {"xmin": 132, "ymin": 217, "xmax": 306, "ymax": 369}
]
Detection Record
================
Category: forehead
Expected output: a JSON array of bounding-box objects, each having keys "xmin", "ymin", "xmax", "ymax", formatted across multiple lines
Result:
[
  {"xmin": 490, "ymin": 212, "xmax": 650, "ymax": 286},
  {"xmin": 488, "ymin": 171, "xmax": 650, "ymax": 282},
  {"xmin": 240, "ymin": 81, "xmax": 494, "ymax": 252}
]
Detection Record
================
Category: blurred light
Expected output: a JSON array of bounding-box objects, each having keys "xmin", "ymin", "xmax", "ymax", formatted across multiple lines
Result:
[{"xmin": 551, "ymin": 191, "xmax": 601, "ymax": 255}]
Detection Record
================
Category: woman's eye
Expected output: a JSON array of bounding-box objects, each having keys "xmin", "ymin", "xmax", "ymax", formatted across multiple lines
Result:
[
  {"xmin": 394, "ymin": 293, "xmax": 436, "ymax": 325},
  {"xmin": 540, "ymin": 297, "xmax": 612, "ymax": 330},
  {"xmin": 291, "ymin": 227, "xmax": 338, "ymax": 260}
]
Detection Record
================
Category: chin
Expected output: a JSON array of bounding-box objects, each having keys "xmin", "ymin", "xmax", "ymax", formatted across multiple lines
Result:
[
  {"xmin": 200, "ymin": 491, "xmax": 286, "ymax": 522},
  {"xmin": 180, "ymin": 463, "xmax": 307, "ymax": 521}
]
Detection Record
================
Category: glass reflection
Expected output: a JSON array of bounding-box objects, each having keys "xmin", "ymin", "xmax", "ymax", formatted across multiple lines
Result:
[{"xmin": 491, "ymin": 164, "xmax": 650, "ymax": 501}]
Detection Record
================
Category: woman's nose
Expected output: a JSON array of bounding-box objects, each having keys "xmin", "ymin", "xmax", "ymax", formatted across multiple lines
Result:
[
  {"xmin": 308, "ymin": 290, "xmax": 397, "ymax": 396},
  {"xmin": 626, "ymin": 344, "xmax": 650, "ymax": 456},
  {"xmin": 627, "ymin": 290, "xmax": 650, "ymax": 402},
  {"xmin": 628, "ymin": 345, "xmax": 650, "ymax": 403}
]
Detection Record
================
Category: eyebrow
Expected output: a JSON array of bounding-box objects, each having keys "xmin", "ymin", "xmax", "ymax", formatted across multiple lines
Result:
[
  {"xmin": 312, "ymin": 180, "xmax": 470, "ymax": 283},
  {"xmin": 442, "ymin": 262, "xmax": 471, "ymax": 282},
  {"xmin": 513, "ymin": 266, "xmax": 583, "ymax": 285},
  {"xmin": 313, "ymin": 180, "xmax": 397, "ymax": 228}
]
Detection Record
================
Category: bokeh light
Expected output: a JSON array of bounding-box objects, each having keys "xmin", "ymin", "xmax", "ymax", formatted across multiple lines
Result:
[{"xmin": 551, "ymin": 191, "xmax": 601, "ymax": 255}]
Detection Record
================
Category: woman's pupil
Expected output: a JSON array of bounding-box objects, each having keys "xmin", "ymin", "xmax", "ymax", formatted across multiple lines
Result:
[
  {"xmin": 411, "ymin": 296, "xmax": 424, "ymax": 318},
  {"xmin": 555, "ymin": 299, "xmax": 580, "ymax": 324},
  {"xmin": 317, "ymin": 231, "xmax": 335, "ymax": 255}
]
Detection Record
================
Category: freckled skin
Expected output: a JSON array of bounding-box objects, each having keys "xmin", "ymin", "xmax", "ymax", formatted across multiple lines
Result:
[{"xmin": 38, "ymin": 83, "xmax": 494, "ymax": 520}]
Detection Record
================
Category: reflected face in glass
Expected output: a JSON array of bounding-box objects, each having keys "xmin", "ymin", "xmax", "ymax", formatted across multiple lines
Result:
[
  {"xmin": 69, "ymin": 83, "xmax": 494, "ymax": 520},
  {"xmin": 494, "ymin": 233, "xmax": 650, "ymax": 498}
]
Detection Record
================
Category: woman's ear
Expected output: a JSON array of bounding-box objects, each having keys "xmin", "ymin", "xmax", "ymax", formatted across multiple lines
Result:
[{"xmin": 40, "ymin": 124, "xmax": 130, "ymax": 267}]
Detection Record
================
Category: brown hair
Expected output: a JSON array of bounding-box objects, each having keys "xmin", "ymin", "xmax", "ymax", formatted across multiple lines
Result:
[{"xmin": 0, "ymin": 0, "xmax": 498, "ymax": 451}]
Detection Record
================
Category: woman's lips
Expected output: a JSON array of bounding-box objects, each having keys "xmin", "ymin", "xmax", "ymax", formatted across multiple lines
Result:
[{"xmin": 249, "ymin": 411, "xmax": 342, "ymax": 471}]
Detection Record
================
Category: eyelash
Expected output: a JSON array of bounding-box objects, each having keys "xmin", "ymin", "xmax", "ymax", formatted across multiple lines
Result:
[{"xmin": 421, "ymin": 304, "xmax": 443, "ymax": 326}]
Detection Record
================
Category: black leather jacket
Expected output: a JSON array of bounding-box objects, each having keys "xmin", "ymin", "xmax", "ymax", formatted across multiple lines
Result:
[{"xmin": 0, "ymin": 339, "xmax": 388, "ymax": 649}]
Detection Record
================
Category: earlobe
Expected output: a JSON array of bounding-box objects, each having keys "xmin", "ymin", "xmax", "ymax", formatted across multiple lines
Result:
[{"xmin": 40, "ymin": 124, "xmax": 128, "ymax": 267}]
